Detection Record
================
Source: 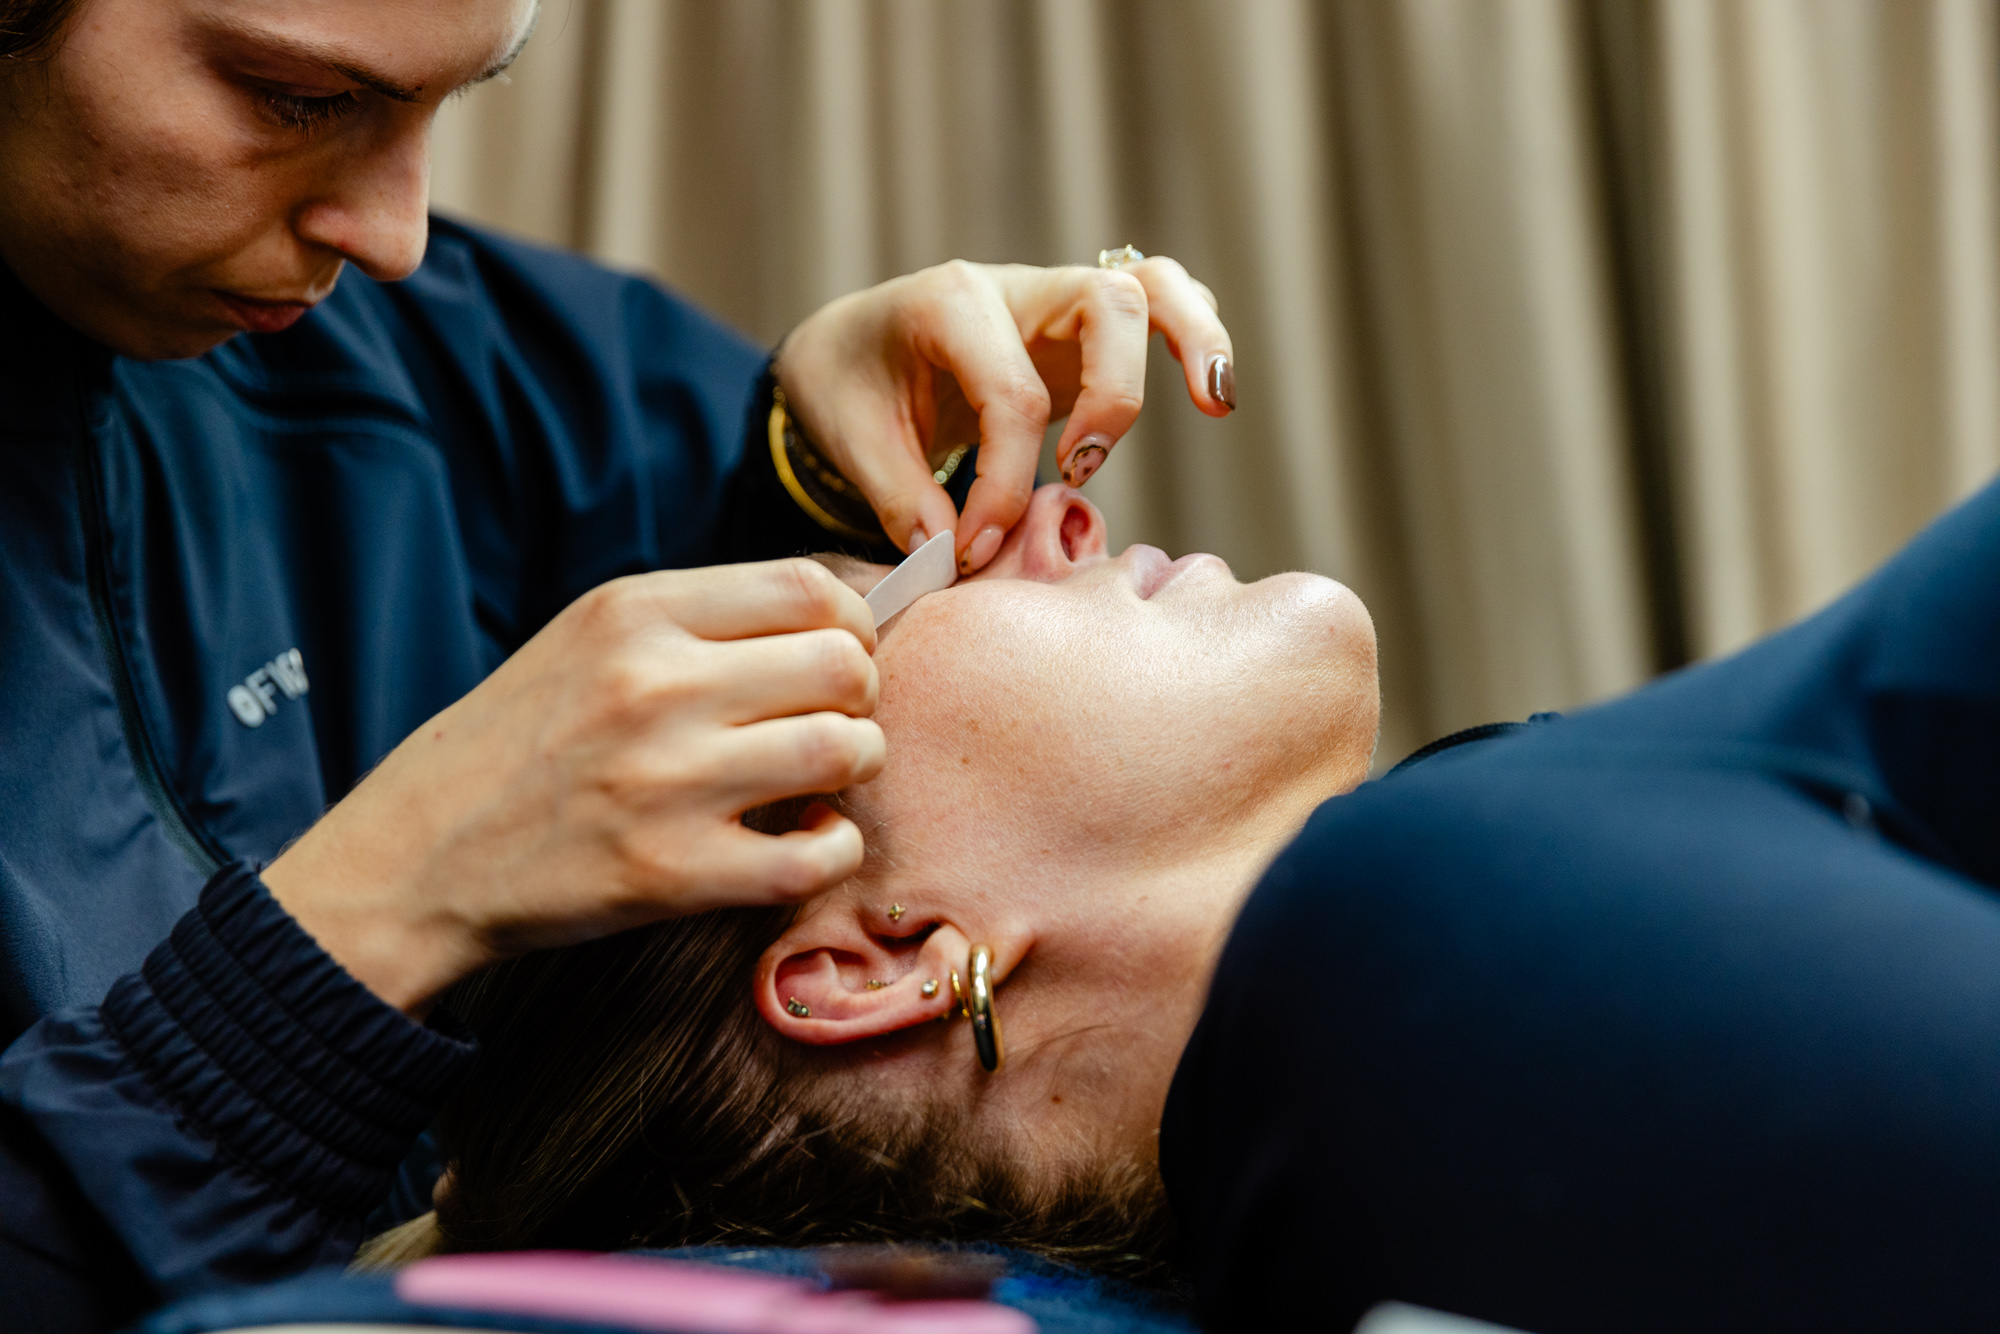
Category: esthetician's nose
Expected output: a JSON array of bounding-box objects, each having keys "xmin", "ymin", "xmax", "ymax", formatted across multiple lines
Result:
[
  {"xmin": 294, "ymin": 117, "xmax": 433, "ymax": 283},
  {"xmin": 980, "ymin": 483, "xmax": 1109, "ymax": 582}
]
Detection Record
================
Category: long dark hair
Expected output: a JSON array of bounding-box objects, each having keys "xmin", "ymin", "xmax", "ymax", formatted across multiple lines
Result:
[
  {"xmin": 427, "ymin": 903, "xmax": 1174, "ymax": 1278},
  {"xmin": 0, "ymin": 0, "xmax": 75, "ymax": 60}
]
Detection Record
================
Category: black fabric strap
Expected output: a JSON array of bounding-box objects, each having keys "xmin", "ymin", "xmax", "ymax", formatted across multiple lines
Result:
[{"xmin": 720, "ymin": 360, "xmax": 906, "ymax": 564}]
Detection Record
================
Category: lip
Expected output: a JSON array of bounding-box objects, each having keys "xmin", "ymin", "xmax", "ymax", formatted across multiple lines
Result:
[
  {"xmin": 214, "ymin": 291, "xmax": 315, "ymax": 334},
  {"xmin": 1126, "ymin": 545, "xmax": 1226, "ymax": 599}
]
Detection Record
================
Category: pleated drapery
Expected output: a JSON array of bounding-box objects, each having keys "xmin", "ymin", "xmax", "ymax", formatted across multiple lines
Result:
[{"xmin": 431, "ymin": 0, "xmax": 2000, "ymax": 765}]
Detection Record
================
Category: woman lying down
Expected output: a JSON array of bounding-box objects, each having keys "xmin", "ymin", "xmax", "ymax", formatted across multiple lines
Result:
[{"xmin": 395, "ymin": 481, "xmax": 2000, "ymax": 1334}]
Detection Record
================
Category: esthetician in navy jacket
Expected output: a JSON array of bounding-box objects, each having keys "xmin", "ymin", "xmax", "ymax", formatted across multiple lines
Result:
[{"xmin": 0, "ymin": 2, "xmax": 1238, "ymax": 1328}]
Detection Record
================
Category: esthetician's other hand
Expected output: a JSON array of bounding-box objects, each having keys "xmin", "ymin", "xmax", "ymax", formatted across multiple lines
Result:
[
  {"xmin": 775, "ymin": 257, "xmax": 1235, "ymax": 574},
  {"xmin": 261, "ymin": 560, "xmax": 883, "ymax": 1015}
]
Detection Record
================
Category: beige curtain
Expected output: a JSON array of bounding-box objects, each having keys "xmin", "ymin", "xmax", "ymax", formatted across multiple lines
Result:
[{"xmin": 431, "ymin": 0, "xmax": 2000, "ymax": 766}]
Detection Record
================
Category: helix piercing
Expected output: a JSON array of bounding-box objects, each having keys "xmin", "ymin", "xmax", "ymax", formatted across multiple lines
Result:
[{"xmin": 785, "ymin": 998, "xmax": 811, "ymax": 1018}]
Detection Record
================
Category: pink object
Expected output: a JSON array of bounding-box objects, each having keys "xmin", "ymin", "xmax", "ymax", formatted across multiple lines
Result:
[{"xmin": 395, "ymin": 1251, "xmax": 1035, "ymax": 1334}]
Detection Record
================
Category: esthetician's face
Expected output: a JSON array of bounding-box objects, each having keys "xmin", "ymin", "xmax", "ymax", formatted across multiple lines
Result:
[{"xmin": 0, "ymin": 0, "xmax": 537, "ymax": 359}]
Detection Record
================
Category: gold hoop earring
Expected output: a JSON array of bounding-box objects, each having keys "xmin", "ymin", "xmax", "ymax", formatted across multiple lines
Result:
[{"xmin": 967, "ymin": 944, "xmax": 1004, "ymax": 1073}]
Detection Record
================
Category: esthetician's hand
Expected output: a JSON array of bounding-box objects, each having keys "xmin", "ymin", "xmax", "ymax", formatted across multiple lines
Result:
[
  {"xmin": 261, "ymin": 560, "xmax": 883, "ymax": 1015},
  {"xmin": 776, "ymin": 256, "xmax": 1235, "ymax": 574}
]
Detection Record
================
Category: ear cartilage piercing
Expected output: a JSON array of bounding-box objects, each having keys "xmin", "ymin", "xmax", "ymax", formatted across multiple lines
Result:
[
  {"xmin": 967, "ymin": 944, "xmax": 1005, "ymax": 1073},
  {"xmin": 785, "ymin": 998, "xmax": 811, "ymax": 1018},
  {"xmin": 888, "ymin": 903, "xmax": 906, "ymax": 922},
  {"xmin": 865, "ymin": 980, "xmax": 887, "ymax": 990},
  {"xmin": 920, "ymin": 978, "xmax": 939, "ymax": 998}
]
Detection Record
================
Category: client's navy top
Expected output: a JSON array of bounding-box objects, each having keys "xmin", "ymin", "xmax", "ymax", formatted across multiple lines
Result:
[
  {"xmin": 0, "ymin": 220, "xmax": 861, "ymax": 1330},
  {"xmin": 1164, "ymin": 477, "xmax": 2000, "ymax": 1332}
]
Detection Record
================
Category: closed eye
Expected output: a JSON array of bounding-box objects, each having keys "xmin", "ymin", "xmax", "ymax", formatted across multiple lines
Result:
[{"xmin": 257, "ymin": 88, "xmax": 361, "ymax": 132}]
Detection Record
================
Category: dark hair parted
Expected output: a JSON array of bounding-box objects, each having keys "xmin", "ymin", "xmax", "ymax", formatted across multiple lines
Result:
[
  {"xmin": 0, "ymin": 0, "xmax": 77, "ymax": 60},
  {"xmin": 431, "ymin": 903, "xmax": 1175, "ymax": 1280}
]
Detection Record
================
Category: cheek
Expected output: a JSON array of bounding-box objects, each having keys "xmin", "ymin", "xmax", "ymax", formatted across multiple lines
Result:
[
  {"xmin": 867, "ymin": 575, "xmax": 1379, "ymax": 856},
  {"xmin": 46, "ymin": 25, "xmax": 279, "ymax": 273},
  {"xmin": 870, "ymin": 598, "xmax": 1125, "ymax": 841}
]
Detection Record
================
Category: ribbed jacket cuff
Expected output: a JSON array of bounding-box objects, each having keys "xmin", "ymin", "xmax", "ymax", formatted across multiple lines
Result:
[{"xmin": 100, "ymin": 862, "xmax": 476, "ymax": 1218}]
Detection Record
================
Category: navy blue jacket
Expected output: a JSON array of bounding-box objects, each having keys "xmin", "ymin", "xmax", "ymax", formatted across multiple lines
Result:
[
  {"xmin": 0, "ymin": 219, "xmax": 865, "ymax": 1330},
  {"xmin": 1164, "ymin": 476, "xmax": 2000, "ymax": 1331}
]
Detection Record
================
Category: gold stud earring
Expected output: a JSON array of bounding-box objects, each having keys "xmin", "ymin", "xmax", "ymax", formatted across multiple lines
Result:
[
  {"xmin": 920, "ymin": 978, "xmax": 939, "ymax": 998},
  {"xmin": 888, "ymin": 903, "xmax": 906, "ymax": 922},
  {"xmin": 785, "ymin": 998, "xmax": 811, "ymax": 1018},
  {"xmin": 865, "ymin": 980, "xmax": 887, "ymax": 990}
]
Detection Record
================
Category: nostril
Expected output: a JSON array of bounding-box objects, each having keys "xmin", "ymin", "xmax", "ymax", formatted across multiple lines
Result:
[{"xmin": 1059, "ymin": 504, "xmax": 1090, "ymax": 562}]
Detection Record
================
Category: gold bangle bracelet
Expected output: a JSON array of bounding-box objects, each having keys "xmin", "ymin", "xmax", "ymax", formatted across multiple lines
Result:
[{"xmin": 768, "ymin": 387, "xmax": 883, "ymax": 542}]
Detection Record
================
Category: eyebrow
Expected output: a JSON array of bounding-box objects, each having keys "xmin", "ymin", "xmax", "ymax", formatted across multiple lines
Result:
[{"xmin": 203, "ymin": 13, "xmax": 538, "ymax": 104}]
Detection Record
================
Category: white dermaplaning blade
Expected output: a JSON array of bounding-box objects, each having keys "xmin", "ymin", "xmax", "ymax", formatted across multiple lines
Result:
[{"xmin": 864, "ymin": 529, "xmax": 958, "ymax": 627}]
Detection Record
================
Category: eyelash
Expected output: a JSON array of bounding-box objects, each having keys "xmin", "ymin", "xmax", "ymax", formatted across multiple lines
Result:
[{"xmin": 259, "ymin": 89, "xmax": 360, "ymax": 132}]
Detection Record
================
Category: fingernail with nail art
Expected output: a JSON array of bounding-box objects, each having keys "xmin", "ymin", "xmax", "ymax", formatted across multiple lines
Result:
[
  {"xmin": 1208, "ymin": 355, "xmax": 1236, "ymax": 411},
  {"xmin": 1063, "ymin": 434, "xmax": 1111, "ymax": 487},
  {"xmin": 960, "ymin": 524, "xmax": 1004, "ymax": 573}
]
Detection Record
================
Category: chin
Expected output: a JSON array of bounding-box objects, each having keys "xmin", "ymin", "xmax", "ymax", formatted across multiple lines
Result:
[
  {"xmin": 1256, "ymin": 570, "xmax": 1380, "ymax": 746},
  {"xmin": 72, "ymin": 302, "xmax": 238, "ymax": 362},
  {"xmin": 1248, "ymin": 570, "xmax": 1375, "ymax": 646},
  {"xmin": 143, "ymin": 328, "xmax": 241, "ymax": 361}
]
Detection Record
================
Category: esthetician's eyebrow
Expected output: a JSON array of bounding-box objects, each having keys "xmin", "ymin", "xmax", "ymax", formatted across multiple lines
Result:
[{"xmin": 200, "ymin": 17, "xmax": 536, "ymax": 103}]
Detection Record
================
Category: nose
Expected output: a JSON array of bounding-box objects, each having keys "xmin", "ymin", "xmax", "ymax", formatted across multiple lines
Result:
[
  {"xmin": 973, "ymin": 484, "xmax": 1110, "ymax": 582},
  {"xmin": 293, "ymin": 115, "xmax": 433, "ymax": 282}
]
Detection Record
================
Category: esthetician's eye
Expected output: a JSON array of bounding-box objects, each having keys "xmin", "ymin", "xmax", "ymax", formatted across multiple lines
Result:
[{"xmin": 256, "ymin": 89, "xmax": 360, "ymax": 132}]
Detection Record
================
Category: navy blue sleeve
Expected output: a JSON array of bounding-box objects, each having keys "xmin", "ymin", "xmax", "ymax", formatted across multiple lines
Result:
[
  {"xmin": 1161, "ymin": 478, "xmax": 2000, "ymax": 1333},
  {"xmin": 0, "ymin": 864, "xmax": 474, "ymax": 1318}
]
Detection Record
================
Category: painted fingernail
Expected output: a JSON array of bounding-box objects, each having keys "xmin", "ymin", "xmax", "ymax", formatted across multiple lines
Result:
[
  {"xmin": 1063, "ymin": 434, "xmax": 1111, "ymax": 487},
  {"xmin": 1207, "ymin": 354, "xmax": 1236, "ymax": 411},
  {"xmin": 960, "ymin": 524, "xmax": 1004, "ymax": 573},
  {"xmin": 906, "ymin": 523, "xmax": 930, "ymax": 553}
]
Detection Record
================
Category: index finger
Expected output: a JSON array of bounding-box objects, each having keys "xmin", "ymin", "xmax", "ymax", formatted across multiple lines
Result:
[
  {"xmin": 621, "ymin": 558, "xmax": 877, "ymax": 651},
  {"xmin": 906, "ymin": 264, "xmax": 1053, "ymax": 574}
]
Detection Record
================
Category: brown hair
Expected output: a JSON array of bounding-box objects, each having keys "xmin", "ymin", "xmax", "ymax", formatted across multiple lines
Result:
[
  {"xmin": 428, "ymin": 903, "xmax": 1175, "ymax": 1279},
  {"xmin": 0, "ymin": 0, "xmax": 75, "ymax": 60}
]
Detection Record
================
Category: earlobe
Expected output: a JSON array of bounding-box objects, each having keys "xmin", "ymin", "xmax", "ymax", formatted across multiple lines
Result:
[{"xmin": 755, "ymin": 914, "xmax": 970, "ymax": 1045}]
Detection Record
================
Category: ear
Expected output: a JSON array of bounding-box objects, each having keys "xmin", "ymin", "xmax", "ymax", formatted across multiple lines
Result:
[{"xmin": 755, "ymin": 903, "xmax": 1012, "ymax": 1046}]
